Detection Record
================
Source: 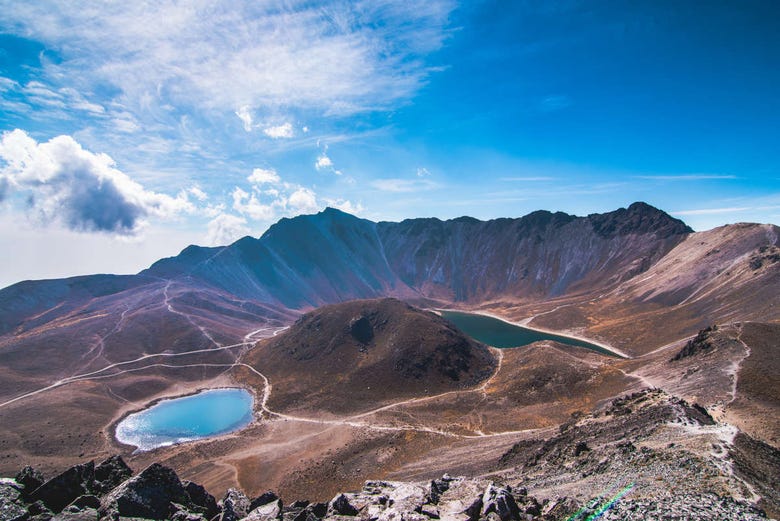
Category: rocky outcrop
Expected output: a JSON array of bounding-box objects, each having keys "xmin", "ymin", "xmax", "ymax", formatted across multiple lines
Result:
[
  {"xmin": 671, "ymin": 325, "xmax": 717, "ymax": 361},
  {"xmin": 99, "ymin": 462, "xmax": 192, "ymax": 520}
]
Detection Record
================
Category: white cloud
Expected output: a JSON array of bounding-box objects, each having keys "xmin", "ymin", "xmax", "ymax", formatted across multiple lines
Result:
[
  {"xmin": 287, "ymin": 187, "xmax": 318, "ymax": 213},
  {"xmin": 206, "ymin": 213, "xmax": 250, "ymax": 246},
  {"xmin": 188, "ymin": 186, "xmax": 208, "ymax": 201},
  {"xmin": 263, "ymin": 122, "xmax": 294, "ymax": 139},
  {"xmin": 314, "ymin": 143, "xmax": 342, "ymax": 175},
  {"xmin": 0, "ymin": 129, "xmax": 193, "ymax": 235},
  {"xmin": 326, "ymin": 198, "xmax": 364, "ymax": 215},
  {"xmin": 4, "ymin": 1, "xmax": 456, "ymax": 116},
  {"xmin": 315, "ymin": 153, "xmax": 334, "ymax": 170},
  {"xmin": 371, "ymin": 178, "xmax": 438, "ymax": 193},
  {"xmin": 235, "ymin": 105, "xmax": 254, "ymax": 132},
  {"xmin": 232, "ymin": 187, "xmax": 276, "ymax": 221},
  {"xmin": 247, "ymin": 167, "xmax": 281, "ymax": 185}
]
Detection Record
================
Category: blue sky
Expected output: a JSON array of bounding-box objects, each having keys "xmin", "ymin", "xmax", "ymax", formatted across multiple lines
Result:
[{"xmin": 0, "ymin": 1, "xmax": 778, "ymax": 286}]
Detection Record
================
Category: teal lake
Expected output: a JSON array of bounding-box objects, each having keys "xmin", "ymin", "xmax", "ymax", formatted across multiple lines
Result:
[
  {"xmin": 115, "ymin": 388, "xmax": 254, "ymax": 451},
  {"xmin": 439, "ymin": 310, "xmax": 620, "ymax": 357}
]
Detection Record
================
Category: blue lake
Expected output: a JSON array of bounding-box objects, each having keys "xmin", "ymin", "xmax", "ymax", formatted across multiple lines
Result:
[
  {"xmin": 439, "ymin": 310, "xmax": 621, "ymax": 357},
  {"xmin": 115, "ymin": 388, "xmax": 254, "ymax": 451}
]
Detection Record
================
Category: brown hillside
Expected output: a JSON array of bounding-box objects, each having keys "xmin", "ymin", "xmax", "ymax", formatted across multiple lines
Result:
[{"xmin": 241, "ymin": 298, "xmax": 497, "ymax": 415}]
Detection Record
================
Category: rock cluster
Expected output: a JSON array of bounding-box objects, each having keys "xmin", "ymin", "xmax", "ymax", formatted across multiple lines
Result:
[{"xmin": 1, "ymin": 457, "xmax": 573, "ymax": 521}]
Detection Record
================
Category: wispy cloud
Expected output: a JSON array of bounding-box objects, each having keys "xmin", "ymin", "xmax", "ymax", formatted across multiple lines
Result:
[
  {"xmin": 499, "ymin": 176, "xmax": 554, "ymax": 182},
  {"xmin": 539, "ymin": 95, "xmax": 572, "ymax": 112},
  {"xmin": 634, "ymin": 174, "xmax": 738, "ymax": 180},
  {"xmin": 673, "ymin": 204, "xmax": 780, "ymax": 216},
  {"xmin": 3, "ymin": 1, "xmax": 455, "ymax": 116},
  {"xmin": 672, "ymin": 207, "xmax": 751, "ymax": 216},
  {"xmin": 314, "ymin": 143, "xmax": 342, "ymax": 175},
  {"xmin": 372, "ymin": 178, "xmax": 439, "ymax": 193}
]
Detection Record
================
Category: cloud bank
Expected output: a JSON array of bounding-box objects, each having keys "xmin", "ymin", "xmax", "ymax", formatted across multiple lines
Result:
[{"xmin": 0, "ymin": 129, "xmax": 192, "ymax": 234}]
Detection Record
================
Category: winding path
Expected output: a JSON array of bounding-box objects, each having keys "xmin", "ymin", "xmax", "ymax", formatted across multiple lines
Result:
[{"xmin": 0, "ymin": 320, "xmax": 534, "ymax": 441}]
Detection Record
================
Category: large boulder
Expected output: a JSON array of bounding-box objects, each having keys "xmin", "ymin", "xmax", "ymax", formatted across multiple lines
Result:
[
  {"xmin": 219, "ymin": 488, "xmax": 251, "ymax": 521},
  {"xmin": 327, "ymin": 494, "xmax": 358, "ymax": 516},
  {"xmin": 93, "ymin": 455, "xmax": 132, "ymax": 494},
  {"xmin": 98, "ymin": 463, "xmax": 191, "ymax": 520},
  {"xmin": 480, "ymin": 484, "xmax": 520, "ymax": 521},
  {"xmin": 243, "ymin": 498, "xmax": 282, "ymax": 521},
  {"xmin": 184, "ymin": 481, "xmax": 219, "ymax": 520},
  {"xmin": 435, "ymin": 478, "xmax": 485, "ymax": 521},
  {"xmin": 30, "ymin": 461, "xmax": 95, "ymax": 513}
]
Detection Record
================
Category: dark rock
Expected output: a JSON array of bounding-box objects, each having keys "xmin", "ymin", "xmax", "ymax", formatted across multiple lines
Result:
[
  {"xmin": 92, "ymin": 455, "xmax": 132, "ymax": 494},
  {"xmin": 0, "ymin": 482, "xmax": 29, "ymax": 521},
  {"xmin": 428, "ymin": 474, "xmax": 453, "ymax": 504},
  {"xmin": 98, "ymin": 463, "xmax": 190, "ymax": 520},
  {"xmin": 671, "ymin": 326, "xmax": 716, "ymax": 361},
  {"xmin": 291, "ymin": 508, "xmax": 318, "ymax": 521},
  {"xmin": 30, "ymin": 462, "xmax": 95, "ymax": 513},
  {"xmin": 26, "ymin": 500, "xmax": 52, "ymax": 518},
  {"xmin": 349, "ymin": 315, "xmax": 374, "ymax": 345},
  {"xmin": 51, "ymin": 506, "xmax": 98, "ymax": 520},
  {"xmin": 16, "ymin": 466, "xmax": 45, "ymax": 494},
  {"xmin": 307, "ymin": 502, "xmax": 327, "ymax": 518},
  {"xmin": 220, "ymin": 488, "xmax": 251, "ymax": 521},
  {"xmin": 184, "ymin": 481, "xmax": 219, "ymax": 519},
  {"xmin": 328, "ymin": 494, "xmax": 358, "ymax": 516},
  {"xmin": 66, "ymin": 495, "xmax": 100, "ymax": 511},
  {"xmin": 249, "ymin": 491, "xmax": 280, "ymax": 512},
  {"xmin": 480, "ymin": 484, "xmax": 520, "ymax": 521},
  {"xmin": 574, "ymin": 441, "xmax": 591, "ymax": 456}
]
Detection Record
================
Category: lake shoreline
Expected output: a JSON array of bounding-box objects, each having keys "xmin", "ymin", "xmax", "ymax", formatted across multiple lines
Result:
[
  {"xmin": 113, "ymin": 387, "xmax": 255, "ymax": 452},
  {"xmin": 434, "ymin": 308, "xmax": 630, "ymax": 359}
]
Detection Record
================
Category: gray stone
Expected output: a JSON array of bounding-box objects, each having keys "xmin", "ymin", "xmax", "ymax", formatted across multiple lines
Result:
[
  {"xmin": 0, "ymin": 481, "xmax": 29, "ymax": 521},
  {"xmin": 220, "ymin": 488, "xmax": 251, "ymax": 521},
  {"xmin": 98, "ymin": 463, "xmax": 190, "ymax": 520}
]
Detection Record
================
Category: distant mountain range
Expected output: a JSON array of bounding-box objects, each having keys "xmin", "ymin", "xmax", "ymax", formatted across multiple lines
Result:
[{"xmin": 1, "ymin": 202, "xmax": 777, "ymax": 349}]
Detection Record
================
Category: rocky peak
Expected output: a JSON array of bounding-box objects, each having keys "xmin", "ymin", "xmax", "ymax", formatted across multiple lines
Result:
[{"xmin": 588, "ymin": 202, "xmax": 693, "ymax": 238}]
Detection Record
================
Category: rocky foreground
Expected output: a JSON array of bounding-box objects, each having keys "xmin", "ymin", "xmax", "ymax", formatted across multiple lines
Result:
[{"xmin": 2, "ymin": 390, "xmax": 777, "ymax": 521}]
